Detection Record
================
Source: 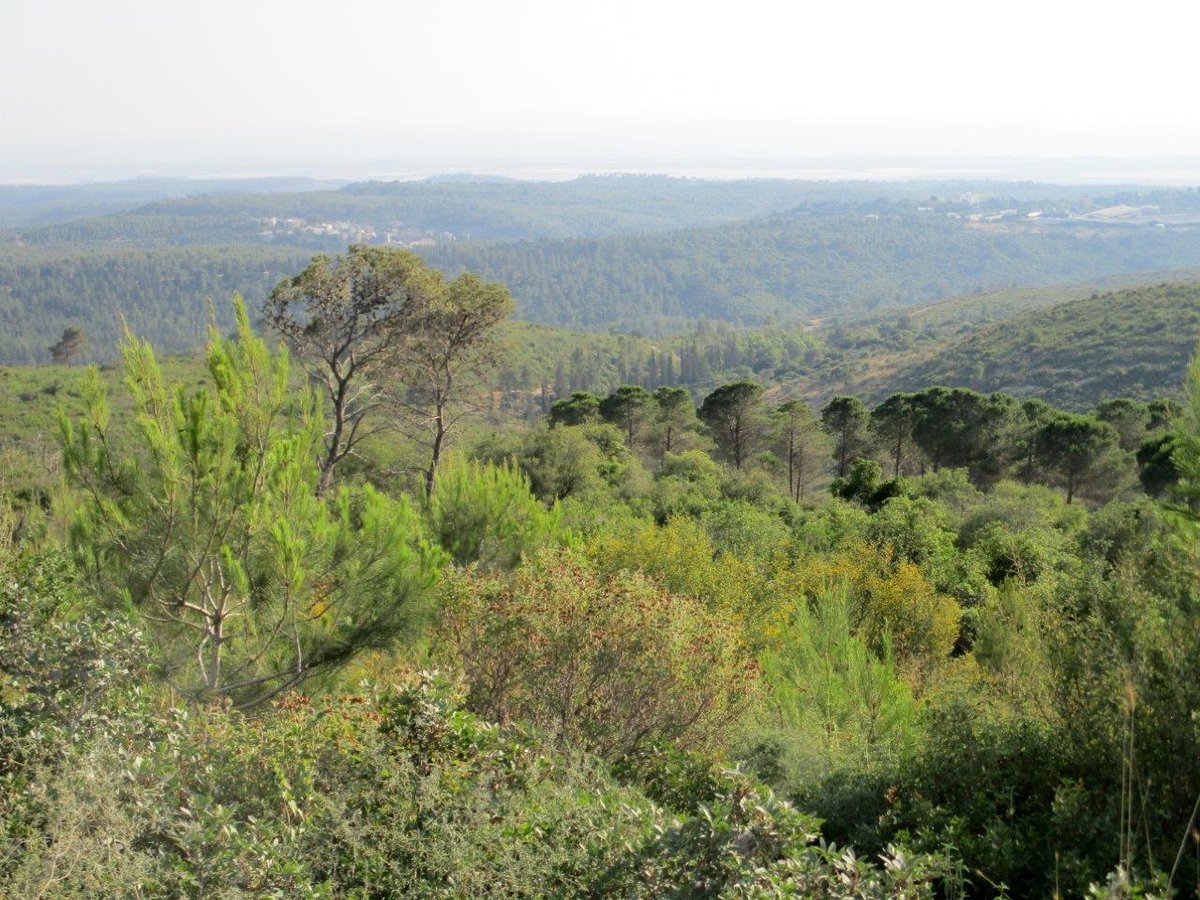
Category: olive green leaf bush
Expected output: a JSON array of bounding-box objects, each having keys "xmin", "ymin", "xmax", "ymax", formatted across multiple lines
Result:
[{"xmin": 436, "ymin": 549, "xmax": 759, "ymax": 759}]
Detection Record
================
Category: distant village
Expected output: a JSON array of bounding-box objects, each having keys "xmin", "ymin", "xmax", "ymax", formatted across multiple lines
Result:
[
  {"xmin": 254, "ymin": 216, "xmax": 457, "ymax": 246},
  {"xmin": 250, "ymin": 196, "xmax": 1200, "ymax": 250},
  {"xmin": 863, "ymin": 193, "xmax": 1200, "ymax": 231}
]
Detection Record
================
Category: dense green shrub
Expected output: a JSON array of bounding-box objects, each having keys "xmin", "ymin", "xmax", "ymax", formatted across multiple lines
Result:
[
  {"xmin": 425, "ymin": 455, "xmax": 568, "ymax": 568},
  {"xmin": 0, "ymin": 547, "xmax": 151, "ymax": 890},
  {"xmin": 2, "ymin": 656, "xmax": 943, "ymax": 898},
  {"xmin": 483, "ymin": 422, "xmax": 633, "ymax": 502},
  {"xmin": 754, "ymin": 586, "xmax": 919, "ymax": 784},
  {"xmin": 594, "ymin": 772, "xmax": 945, "ymax": 898},
  {"xmin": 2, "ymin": 672, "xmax": 650, "ymax": 897},
  {"xmin": 435, "ymin": 550, "xmax": 759, "ymax": 758},
  {"xmin": 642, "ymin": 449, "xmax": 725, "ymax": 522}
]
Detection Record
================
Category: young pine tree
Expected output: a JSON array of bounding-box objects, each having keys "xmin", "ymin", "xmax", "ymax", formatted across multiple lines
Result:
[{"xmin": 60, "ymin": 297, "xmax": 444, "ymax": 707}]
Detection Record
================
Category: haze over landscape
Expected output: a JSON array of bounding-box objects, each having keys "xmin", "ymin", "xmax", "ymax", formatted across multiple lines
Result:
[
  {"xmin": 8, "ymin": 2, "xmax": 1200, "ymax": 898},
  {"xmin": 5, "ymin": 0, "xmax": 1200, "ymax": 181}
]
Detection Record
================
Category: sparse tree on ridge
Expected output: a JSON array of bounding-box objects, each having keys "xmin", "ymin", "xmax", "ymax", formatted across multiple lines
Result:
[
  {"xmin": 773, "ymin": 398, "xmax": 828, "ymax": 501},
  {"xmin": 600, "ymin": 384, "xmax": 654, "ymax": 449},
  {"xmin": 265, "ymin": 245, "xmax": 436, "ymax": 495},
  {"xmin": 48, "ymin": 326, "xmax": 88, "ymax": 365},
  {"xmin": 700, "ymin": 381, "xmax": 764, "ymax": 470},
  {"xmin": 654, "ymin": 385, "xmax": 701, "ymax": 457},
  {"xmin": 549, "ymin": 391, "xmax": 601, "ymax": 427},
  {"xmin": 388, "ymin": 272, "xmax": 515, "ymax": 497},
  {"xmin": 871, "ymin": 393, "xmax": 917, "ymax": 479},
  {"xmin": 821, "ymin": 395, "xmax": 871, "ymax": 478}
]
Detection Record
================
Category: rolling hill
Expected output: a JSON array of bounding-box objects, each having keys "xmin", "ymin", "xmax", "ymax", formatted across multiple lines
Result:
[
  {"xmin": 0, "ymin": 177, "xmax": 335, "ymax": 228},
  {"xmin": 424, "ymin": 211, "xmax": 1200, "ymax": 332},
  {"xmin": 863, "ymin": 281, "xmax": 1200, "ymax": 409},
  {"xmin": 8, "ymin": 176, "xmax": 1200, "ymax": 368},
  {"xmin": 6, "ymin": 175, "xmax": 917, "ymax": 247}
]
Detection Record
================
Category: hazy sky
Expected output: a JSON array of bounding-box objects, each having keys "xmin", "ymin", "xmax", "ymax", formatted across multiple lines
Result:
[{"xmin": 4, "ymin": 0, "xmax": 1200, "ymax": 180}]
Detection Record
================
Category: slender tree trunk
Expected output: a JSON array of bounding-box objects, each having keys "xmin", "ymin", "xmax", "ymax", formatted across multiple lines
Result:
[
  {"xmin": 318, "ymin": 377, "xmax": 350, "ymax": 497},
  {"xmin": 787, "ymin": 430, "xmax": 796, "ymax": 499},
  {"xmin": 317, "ymin": 457, "xmax": 336, "ymax": 497},
  {"xmin": 1023, "ymin": 447, "xmax": 1037, "ymax": 484},
  {"xmin": 425, "ymin": 401, "xmax": 447, "ymax": 499},
  {"xmin": 208, "ymin": 610, "xmax": 224, "ymax": 695}
]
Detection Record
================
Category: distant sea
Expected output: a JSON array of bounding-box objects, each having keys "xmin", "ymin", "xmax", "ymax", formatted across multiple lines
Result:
[
  {"xmin": 4, "ymin": 155, "xmax": 1200, "ymax": 186},
  {"xmin": 488, "ymin": 159, "xmax": 1200, "ymax": 185}
]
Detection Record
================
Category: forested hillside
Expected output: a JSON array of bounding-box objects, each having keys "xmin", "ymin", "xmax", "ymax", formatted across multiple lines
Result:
[
  {"xmin": 7, "ymin": 175, "xmax": 905, "ymax": 247},
  {"xmin": 8, "ymin": 176, "xmax": 1200, "ymax": 363},
  {"xmin": 0, "ymin": 244, "xmax": 310, "ymax": 363},
  {"xmin": 878, "ymin": 282, "xmax": 1200, "ymax": 409},
  {"xmin": 9, "ymin": 213, "xmax": 1200, "ymax": 364},
  {"xmin": 494, "ymin": 278, "xmax": 1200, "ymax": 414},
  {"xmin": 4, "ymin": 229, "xmax": 1199, "ymax": 415},
  {"xmin": 8, "ymin": 175, "xmax": 1154, "ymax": 246},
  {"xmin": 424, "ymin": 212, "xmax": 1200, "ymax": 331}
]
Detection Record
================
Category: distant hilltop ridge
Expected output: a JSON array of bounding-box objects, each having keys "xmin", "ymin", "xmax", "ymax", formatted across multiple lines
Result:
[{"xmin": 876, "ymin": 281, "xmax": 1200, "ymax": 409}]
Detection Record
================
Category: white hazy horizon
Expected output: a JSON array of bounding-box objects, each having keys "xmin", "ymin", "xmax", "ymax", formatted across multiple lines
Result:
[
  {"xmin": 5, "ymin": 0, "xmax": 1200, "ymax": 184},
  {"xmin": 7, "ymin": 156, "xmax": 1200, "ymax": 189}
]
